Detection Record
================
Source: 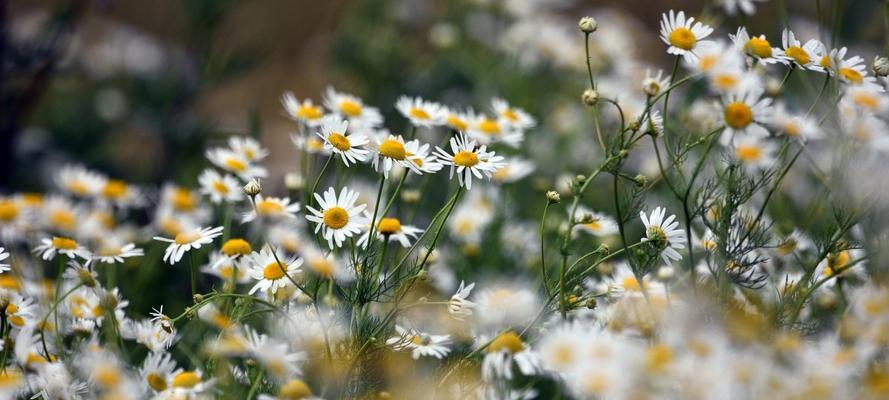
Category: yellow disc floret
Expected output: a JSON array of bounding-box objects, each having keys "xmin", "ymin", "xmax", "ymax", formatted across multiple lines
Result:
[
  {"xmin": 379, "ymin": 139, "xmax": 407, "ymax": 160},
  {"xmin": 724, "ymin": 102, "xmax": 753, "ymax": 129},
  {"xmin": 327, "ymin": 133, "xmax": 351, "ymax": 151},
  {"xmin": 323, "ymin": 207, "xmax": 349, "ymax": 229},
  {"xmin": 668, "ymin": 27, "xmax": 696, "ymax": 50},
  {"xmin": 378, "ymin": 217, "xmax": 402, "ymax": 235}
]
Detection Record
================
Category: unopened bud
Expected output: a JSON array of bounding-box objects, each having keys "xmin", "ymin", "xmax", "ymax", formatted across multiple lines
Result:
[
  {"xmin": 284, "ymin": 173, "xmax": 304, "ymax": 191},
  {"xmin": 765, "ymin": 77, "xmax": 782, "ymax": 97},
  {"xmin": 582, "ymin": 89, "xmax": 599, "ymax": 107},
  {"xmin": 243, "ymin": 179, "xmax": 262, "ymax": 196},
  {"xmin": 417, "ymin": 270, "xmax": 428, "ymax": 281},
  {"xmin": 578, "ymin": 17, "xmax": 598, "ymax": 34},
  {"xmin": 597, "ymin": 243, "xmax": 610, "ymax": 256},
  {"xmin": 193, "ymin": 294, "xmax": 204, "ymax": 304},
  {"xmin": 546, "ymin": 190, "xmax": 561, "ymax": 204},
  {"xmin": 634, "ymin": 174, "xmax": 647, "ymax": 187},
  {"xmin": 575, "ymin": 174, "xmax": 587, "ymax": 185},
  {"xmin": 874, "ymin": 56, "xmax": 889, "ymax": 77},
  {"xmin": 402, "ymin": 189, "xmax": 421, "ymax": 204},
  {"xmin": 619, "ymin": 150, "xmax": 629, "ymax": 159},
  {"xmin": 585, "ymin": 297, "xmax": 598, "ymax": 309},
  {"xmin": 656, "ymin": 265, "xmax": 675, "ymax": 281}
]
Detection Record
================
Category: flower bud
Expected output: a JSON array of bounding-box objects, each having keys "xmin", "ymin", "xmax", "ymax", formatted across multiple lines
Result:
[
  {"xmin": 874, "ymin": 56, "xmax": 889, "ymax": 77},
  {"xmin": 597, "ymin": 243, "xmax": 610, "ymax": 256},
  {"xmin": 634, "ymin": 174, "xmax": 647, "ymax": 187},
  {"xmin": 284, "ymin": 173, "xmax": 304, "ymax": 191},
  {"xmin": 546, "ymin": 190, "xmax": 561, "ymax": 204},
  {"xmin": 585, "ymin": 297, "xmax": 598, "ymax": 309},
  {"xmin": 582, "ymin": 89, "xmax": 599, "ymax": 107},
  {"xmin": 575, "ymin": 174, "xmax": 587, "ymax": 185},
  {"xmin": 243, "ymin": 179, "xmax": 262, "ymax": 196},
  {"xmin": 656, "ymin": 265, "xmax": 675, "ymax": 281},
  {"xmin": 578, "ymin": 17, "xmax": 598, "ymax": 33},
  {"xmin": 193, "ymin": 293, "xmax": 204, "ymax": 304},
  {"xmin": 402, "ymin": 189, "xmax": 421, "ymax": 204}
]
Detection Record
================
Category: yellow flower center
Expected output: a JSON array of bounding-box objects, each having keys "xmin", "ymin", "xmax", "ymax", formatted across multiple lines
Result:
[
  {"xmin": 172, "ymin": 189, "xmax": 197, "ymax": 211},
  {"xmin": 146, "ymin": 373, "xmax": 167, "ymax": 392},
  {"xmin": 782, "ymin": 121, "xmax": 801, "ymax": 136},
  {"xmin": 102, "ymin": 180, "xmax": 128, "ymax": 199},
  {"xmin": 746, "ymin": 37, "xmax": 773, "ymax": 58},
  {"xmin": 826, "ymin": 250, "xmax": 851, "ymax": 275},
  {"xmin": 263, "ymin": 261, "xmax": 288, "ymax": 280},
  {"xmin": 622, "ymin": 276, "xmax": 642, "ymax": 292},
  {"xmin": 94, "ymin": 365, "xmax": 121, "ymax": 388},
  {"xmin": 854, "ymin": 93, "xmax": 880, "ymax": 110},
  {"xmin": 224, "ymin": 157, "xmax": 247, "ymax": 172},
  {"xmin": 379, "ymin": 139, "xmax": 406, "ymax": 160},
  {"xmin": 310, "ymin": 258, "xmax": 335, "ymax": 278},
  {"xmin": 478, "ymin": 118, "xmax": 501, "ymax": 135},
  {"xmin": 339, "ymin": 100, "xmax": 363, "ymax": 117},
  {"xmin": 323, "ymin": 207, "xmax": 349, "ymax": 229},
  {"xmin": 646, "ymin": 344, "xmax": 674, "ymax": 372},
  {"xmin": 327, "ymin": 133, "xmax": 351, "ymax": 151},
  {"xmin": 67, "ymin": 181, "xmax": 91, "ymax": 196},
  {"xmin": 820, "ymin": 55, "xmax": 833, "ymax": 69},
  {"xmin": 307, "ymin": 137, "xmax": 324, "ymax": 152},
  {"xmin": 713, "ymin": 74, "xmax": 739, "ymax": 90},
  {"xmin": 98, "ymin": 246, "xmax": 122, "ymax": 257},
  {"xmin": 52, "ymin": 236, "xmax": 78, "ymax": 250},
  {"xmin": 447, "ymin": 115, "xmax": 468, "ymax": 131},
  {"xmin": 50, "ymin": 210, "xmax": 76, "ymax": 230},
  {"xmin": 785, "ymin": 46, "xmax": 810, "ymax": 65},
  {"xmin": 840, "ymin": 68, "xmax": 864, "ymax": 84},
  {"xmin": 0, "ymin": 369, "xmax": 22, "ymax": 388},
  {"xmin": 212, "ymin": 180, "xmax": 229, "ymax": 194},
  {"xmin": 171, "ymin": 371, "xmax": 201, "ymax": 389},
  {"xmin": 735, "ymin": 145, "xmax": 763, "ymax": 162},
  {"xmin": 378, "ymin": 217, "xmax": 402, "ymax": 234},
  {"xmin": 487, "ymin": 331, "xmax": 525, "ymax": 353},
  {"xmin": 297, "ymin": 105, "xmax": 322, "ymax": 120},
  {"xmin": 221, "ymin": 239, "xmax": 252, "ymax": 256},
  {"xmin": 724, "ymin": 102, "xmax": 753, "ymax": 129},
  {"xmin": 279, "ymin": 379, "xmax": 312, "ymax": 400},
  {"xmin": 0, "ymin": 277, "xmax": 20, "ymax": 291},
  {"xmin": 698, "ymin": 55, "xmax": 718, "ymax": 72},
  {"xmin": 453, "ymin": 151, "xmax": 479, "ymax": 167},
  {"xmin": 501, "ymin": 108, "xmax": 520, "ymax": 122},
  {"xmin": 174, "ymin": 231, "xmax": 201, "ymax": 245},
  {"xmin": 256, "ymin": 200, "xmax": 285, "ymax": 216},
  {"xmin": 409, "ymin": 107, "xmax": 430, "ymax": 120},
  {"xmin": 0, "ymin": 201, "xmax": 19, "ymax": 222},
  {"xmin": 668, "ymin": 27, "xmax": 696, "ymax": 50}
]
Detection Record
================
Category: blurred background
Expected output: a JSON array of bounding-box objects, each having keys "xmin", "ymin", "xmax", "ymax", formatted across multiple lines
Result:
[{"xmin": 3, "ymin": 0, "xmax": 888, "ymax": 192}]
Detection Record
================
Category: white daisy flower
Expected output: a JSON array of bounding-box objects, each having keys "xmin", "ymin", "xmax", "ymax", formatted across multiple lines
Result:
[
  {"xmin": 356, "ymin": 213, "xmax": 423, "ymax": 248},
  {"xmin": 229, "ymin": 136, "xmax": 269, "ymax": 162},
  {"xmin": 640, "ymin": 109, "xmax": 665, "ymax": 136},
  {"xmin": 731, "ymin": 136, "xmax": 778, "ymax": 171},
  {"xmin": 658, "ymin": 10, "xmax": 714, "ymax": 59},
  {"xmin": 201, "ymin": 252, "xmax": 250, "ymax": 284},
  {"xmin": 491, "ymin": 97, "xmax": 535, "ymax": 130},
  {"xmin": 0, "ymin": 247, "xmax": 9, "ymax": 273},
  {"xmin": 642, "ymin": 69, "xmax": 671, "ymax": 97},
  {"xmin": 774, "ymin": 229, "xmax": 814, "ymax": 258},
  {"xmin": 290, "ymin": 132, "xmax": 330, "ymax": 155},
  {"xmin": 730, "ymin": 27, "xmax": 788, "ymax": 64},
  {"xmin": 719, "ymin": 86, "xmax": 773, "ymax": 145},
  {"xmin": 434, "ymin": 133, "xmax": 505, "ymax": 190},
  {"xmin": 492, "ymin": 157, "xmax": 535, "ymax": 184},
  {"xmin": 370, "ymin": 134, "xmax": 421, "ymax": 178},
  {"xmin": 40, "ymin": 195, "xmax": 83, "ymax": 233},
  {"xmin": 245, "ymin": 328, "xmax": 307, "ymax": 382},
  {"xmin": 323, "ymin": 86, "xmax": 383, "ymax": 129},
  {"xmin": 93, "ymin": 240, "xmax": 144, "ymax": 264},
  {"xmin": 683, "ymin": 40, "xmax": 744, "ymax": 76},
  {"xmin": 443, "ymin": 106, "xmax": 476, "ymax": 132},
  {"xmin": 56, "ymin": 164, "xmax": 107, "ymax": 198},
  {"xmin": 448, "ymin": 280, "xmax": 476, "ymax": 320},
  {"xmin": 833, "ymin": 47, "xmax": 880, "ymax": 88},
  {"xmin": 258, "ymin": 379, "xmax": 319, "ymax": 400},
  {"xmin": 481, "ymin": 331, "xmax": 540, "ymax": 381},
  {"xmin": 242, "ymin": 195, "xmax": 300, "ymax": 223},
  {"xmin": 153, "ymin": 226, "xmax": 224, "ymax": 264},
  {"xmin": 198, "ymin": 168, "xmax": 243, "ymax": 204},
  {"xmin": 403, "ymin": 139, "xmax": 444, "ymax": 174},
  {"xmin": 640, "ymin": 207, "xmax": 687, "ymax": 266},
  {"xmin": 33, "ymin": 236, "xmax": 91, "ymax": 261},
  {"xmin": 386, "ymin": 325, "xmax": 451, "ymax": 359},
  {"xmin": 573, "ymin": 207, "xmax": 619, "ymax": 237},
  {"xmin": 781, "ymin": 29, "xmax": 824, "ymax": 72},
  {"xmin": 206, "ymin": 148, "xmax": 268, "ymax": 180},
  {"xmin": 300, "ymin": 243, "xmax": 352, "ymax": 282},
  {"xmin": 305, "ymin": 187, "xmax": 368, "ymax": 249},
  {"xmin": 770, "ymin": 103, "xmax": 821, "ymax": 142},
  {"xmin": 396, "ymin": 95, "xmax": 446, "ymax": 128},
  {"xmin": 316, "ymin": 115, "xmax": 369, "ymax": 167},
  {"xmin": 163, "ymin": 369, "xmax": 214, "ymax": 398},
  {"xmin": 842, "ymin": 85, "xmax": 889, "ymax": 114},
  {"xmin": 467, "ymin": 114, "xmax": 524, "ymax": 147},
  {"xmin": 244, "ymin": 246, "xmax": 303, "ymax": 295},
  {"xmin": 281, "ymin": 91, "xmax": 324, "ymax": 127},
  {"xmin": 140, "ymin": 351, "xmax": 177, "ymax": 393}
]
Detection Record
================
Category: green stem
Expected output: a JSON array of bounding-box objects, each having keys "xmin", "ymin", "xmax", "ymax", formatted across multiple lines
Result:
[
  {"xmin": 308, "ymin": 154, "xmax": 334, "ymax": 208},
  {"xmin": 539, "ymin": 202, "xmax": 552, "ymax": 296}
]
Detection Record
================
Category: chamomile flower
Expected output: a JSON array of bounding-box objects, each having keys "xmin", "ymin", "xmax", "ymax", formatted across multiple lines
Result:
[
  {"xmin": 40, "ymin": 195, "xmax": 83, "ymax": 233},
  {"xmin": 443, "ymin": 107, "xmax": 475, "ymax": 132},
  {"xmin": 140, "ymin": 352, "xmax": 177, "ymax": 393},
  {"xmin": 300, "ymin": 244, "xmax": 351, "ymax": 282},
  {"xmin": 448, "ymin": 280, "xmax": 477, "ymax": 320},
  {"xmin": 396, "ymin": 95, "xmax": 446, "ymax": 127},
  {"xmin": 683, "ymin": 40, "xmax": 744, "ymax": 76},
  {"xmin": 258, "ymin": 379, "xmax": 318, "ymax": 400},
  {"xmin": 92, "ymin": 240, "xmax": 144, "ymax": 264},
  {"xmin": 730, "ymin": 27, "xmax": 788, "ymax": 64},
  {"xmin": 323, "ymin": 87, "xmax": 383, "ymax": 129},
  {"xmin": 719, "ymin": 86, "xmax": 773, "ymax": 145},
  {"xmin": 357, "ymin": 213, "xmax": 423, "ymax": 248},
  {"xmin": 242, "ymin": 195, "xmax": 300, "ymax": 223},
  {"xmin": 163, "ymin": 369, "xmax": 214, "ymax": 398},
  {"xmin": 57, "ymin": 165, "xmax": 106, "ymax": 198},
  {"xmin": 481, "ymin": 331, "xmax": 540, "ymax": 381},
  {"xmin": 229, "ymin": 136, "xmax": 269, "ymax": 162},
  {"xmin": 281, "ymin": 91, "xmax": 324, "ymax": 127},
  {"xmin": 370, "ymin": 134, "xmax": 421, "ymax": 178},
  {"xmin": 842, "ymin": 85, "xmax": 889, "ymax": 114},
  {"xmin": 573, "ymin": 207, "xmax": 619, "ymax": 237},
  {"xmin": 403, "ymin": 139, "xmax": 444, "ymax": 174},
  {"xmin": 198, "ymin": 168, "xmax": 243, "ymax": 204},
  {"xmin": 720, "ymin": 0, "xmax": 766, "ymax": 16},
  {"xmin": 153, "ymin": 226, "xmax": 224, "ymax": 264},
  {"xmin": 781, "ymin": 29, "xmax": 824, "ymax": 71},
  {"xmin": 639, "ymin": 109, "xmax": 665, "ymax": 136},
  {"xmin": 770, "ymin": 103, "xmax": 821, "ymax": 141},
  {"xmin": 202, "ymin": 252, "xmax": 250, "ymax": 284},
  {"xmin": 33, "ymin": 236, "xmax": 92, "ymax": 261},
  {"xmin": 773, "ymin": 229, "xmax": 814, "ymax": 258},
  {"xmin": 245, "ymin": 328, "xmax": 306, "ymax": 382},
  {"xmin": 642, "ymin": 69, "xmax": 671, "ymax": 97},
  {"xmin": 492, "ymin": 97, "xmax": 535, "ymax": 130},
  {"xmin": 316, "ymin": 115, "xmax": 369, "ymax": 167},
  {"xmin": 640, "ymin": 207, "xmax": 687, "ymax": 266},
  {"xmin": 731, "ymin": 136, "xmax": 778, "ymax": 171},
  {"xmin": 0, "ymin": 196, "xmax": 30, "ymax": 243},
  {"xmin": 386, "ymin": 325, "xmax": 452, "ymax": 359},
  {"xmin": 434, "ymin": 133, "xmax": 505, "ymax": 190},
  {"xmin": 206, "ymin": 147, "xmax": 268, "ymax": 180},
  {"xmin": 659, "ymin": 10, "xmax": 714, "ymax": 59},
  {"xmin": 491, "ymin": 157, "xmax": 535, "ymax": 184},
  {"xmin": 831, "ymin": 47, "xmax": 879, "ymax": 87},
  {"xmin": 467, "ymin": 114, "xmax": 524, "ymax": 147},
  {"xmin": 245, "ymin": 246, "xmax": 303, "ymax": 295},
  {"xmin": 290, "ymin": 133, "xmax": 330, "ymax": 156},
  {"xmin": 0, "ymin": 247, "xmax": 9, "ymax": 273},
  {"xmin": 305, "ymin": 186, "xmax": 368, "ymax": 249}
]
